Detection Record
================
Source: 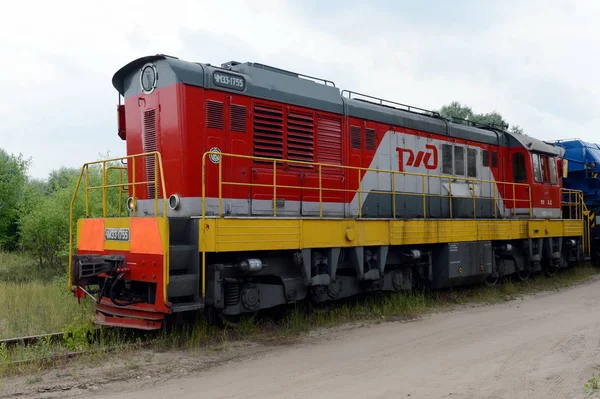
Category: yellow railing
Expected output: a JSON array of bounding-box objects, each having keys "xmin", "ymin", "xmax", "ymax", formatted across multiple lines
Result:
[
  {"xmin": 105, "ymin": 165, "xmax": 129, "ymax": 217},
  {"xmin": 561, "ymin": 188, "xmax": 591, "ymax": 255},
  {"xmin": 201, "ymin": 151, "xmax": 532, "ymax": 220},
  {"xmin": 68, "ymin": 152, "xmax": 168, "ymax": 295},
  {"xmin": 561, "ymin": 189, "xmax": 587, "ymax": 220}
]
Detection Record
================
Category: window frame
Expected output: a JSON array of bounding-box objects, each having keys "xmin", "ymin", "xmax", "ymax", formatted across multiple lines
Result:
[
  {"xmin": 540, "ymin": 155, "xmax": 550, "ymax": 183},
  {"xmin": 532, "ymin": 153, "xmax": 542, "ymax": 183},
  {"xmin": 549, "ymin": 157, "xmax": 558, "ymax": 185}
]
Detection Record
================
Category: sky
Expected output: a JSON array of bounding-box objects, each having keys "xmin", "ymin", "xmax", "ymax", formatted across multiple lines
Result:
[{"xmin": 1, "ymin": 0, "xmax": 598, "ymax": 179}]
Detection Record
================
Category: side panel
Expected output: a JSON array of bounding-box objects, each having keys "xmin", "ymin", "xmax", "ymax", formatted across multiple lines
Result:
[{"xmin": 430, "ymin": 241, "xmax": 493, "ymax": 289}]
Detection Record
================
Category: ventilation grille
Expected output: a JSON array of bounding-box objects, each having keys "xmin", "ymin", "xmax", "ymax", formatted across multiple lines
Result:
[
  {"xmin": 317, "ymin": 116, "xmax": 343, "ymax": 174},
  {"xmin": 350, "ymin": 125, "xmax": 361, "ymax": 149},
  {"xmin": 454, "ymin": 146, "xmax": 465, "ymax": 176},
  {"xmin": 230, "ymin": 104, "xmax": 246, "ymax": 132},
  {"xmin": 365, "ymin": 128, "xmax": 376, "ymax": 150},
  {"xmin": 467, "ymin": 148, "xmax": 477, "ymax": 178},
  {"xmin": 206, "ymin": 100, "xmax": 224, "ymax": 129},
  {"xmin": 287, "ymin": 111, "xmax": 314, "ymax": 168},
  {"xmin": 142, "ymin": 109, "xmax": 158, "ymax": 198},
  {"xmin": 253, "ymin": 104, "xmax": 284, "ymax": 160},
  {"xmin": 442, "ymin": 144, "xmax": 453, "ymax": 174}
]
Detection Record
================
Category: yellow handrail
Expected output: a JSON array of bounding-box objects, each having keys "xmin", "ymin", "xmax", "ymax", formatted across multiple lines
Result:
[
  {"xmin": 68, "ymin": 152, "xmax": 169, "ymax": 300},
  {"xmin": 560, "ymin": 188, "xmax": 591, "ymax": 256},
  {"xmin": 201, "ymin": 151, "xmax": 533, "ymax": 220},
  {"xmin": 561, "ymin": 189, "xmax": 587, "ymax": 221},
  {"xmin": 105, "ymin": 166, "xmax": 128, "ymax": 217}
]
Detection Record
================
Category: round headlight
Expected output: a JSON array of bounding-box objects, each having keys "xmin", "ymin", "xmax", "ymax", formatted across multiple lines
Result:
[
  {"xmin": 168, "ymin": 194, "xmax": 181, "ymax": 210},
  {"xmin": 140, "ymin": 64, "xmax": 157, "ymax": 94},
  {"xmin": 127, "ymin": 197, "xmax": 135, "ymax": 211}
]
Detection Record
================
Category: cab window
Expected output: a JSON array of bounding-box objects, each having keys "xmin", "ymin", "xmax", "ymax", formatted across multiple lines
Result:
[
  {"xmin": 540, "ymin": 155, "xmax": 549, "ymax": 183},
  {"xmin": 549, "ymin": 157, "xmax": 558, "ymax": 184},
  {"xmin": 532, "ymin": 154, "xmax": 542, "ymax": 183}
]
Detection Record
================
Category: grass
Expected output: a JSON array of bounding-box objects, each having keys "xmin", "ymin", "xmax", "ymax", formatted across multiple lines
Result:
[
  {"xmin": 0, "ymin": 251, "xmax": 57, "ymax": 283},
  {"xmin": 586, "ymin": 371, "xmax": 600, "ymax": 397},
  {"xmin": 0, "ymin": 279, "xmax": 94, "ymax": 339},
  {"xmin": 0, "ymin": 263, "xmax": 597, "ymax": 380},
  {"xmin": 0, "ymin": 251, "xmax": 93, "ymax": 340}
]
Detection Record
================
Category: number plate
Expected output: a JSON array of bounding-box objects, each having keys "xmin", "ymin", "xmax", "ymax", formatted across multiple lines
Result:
[
  {"xmin": 213, "ymin": 71, "xmax": 246, "ymax": 91},
  {"xmin": 105, "ymin": 228, "xmax": 130, "ymax": 242}
]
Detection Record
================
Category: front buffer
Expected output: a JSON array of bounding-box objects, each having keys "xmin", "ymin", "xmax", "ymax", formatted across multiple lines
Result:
[{"xmin": 70, "ymin": 217, "xmax": 170, "ymax": 330}]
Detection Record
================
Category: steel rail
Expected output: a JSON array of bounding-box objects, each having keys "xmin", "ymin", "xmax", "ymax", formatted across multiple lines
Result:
[{"xmin": 0, "ymin": 328, "xmax": 103, "ymax": 349}]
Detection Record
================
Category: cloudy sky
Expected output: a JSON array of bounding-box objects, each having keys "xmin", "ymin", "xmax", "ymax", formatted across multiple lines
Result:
[{"xmin": 1, "ymin": 0, "xmax": 598, "ymax": 179}]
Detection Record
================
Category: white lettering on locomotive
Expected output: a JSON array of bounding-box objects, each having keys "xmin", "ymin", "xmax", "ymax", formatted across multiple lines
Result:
[
  {"xmin": 104, "ymin": 228, "xmax": 130, "ymax": 242},
  {"xmin": 213, "ymin": 72, "xmax": 245, "ymax": 89}
]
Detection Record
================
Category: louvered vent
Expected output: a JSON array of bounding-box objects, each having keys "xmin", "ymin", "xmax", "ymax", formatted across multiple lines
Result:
[
  {"xmin": 317, "ymin": 116, "xmax": 343, "ymax": 174},
  {"xmin": 253, "ymin": 104, "xmax": 284, "ymax": 160},
  {"xmin": 287, "ymin": 111, "xmax": 314, "ymax": 168},
  {"xmin": 142, "ymin": 109, "xmax": 158, "ymax": 198},
  {"xmin": 206, "ymin": 100, "xmax": 224, "ymax": 129},
  {"xmin": 365, "ymin": 128, "xmax": 376, "ymax": 150},
  {"xmin": 350, "ymin": 125, "xmax": 361, "ymax": 149},
  {"xmin": 230, "ymin": 104, "xmax": 246, "ymax": 132}
]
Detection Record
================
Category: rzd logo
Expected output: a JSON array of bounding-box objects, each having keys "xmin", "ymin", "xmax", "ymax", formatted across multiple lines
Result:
[{"xmin": 396, "ymin": 144, "xmax": 438, "ymax": 172}]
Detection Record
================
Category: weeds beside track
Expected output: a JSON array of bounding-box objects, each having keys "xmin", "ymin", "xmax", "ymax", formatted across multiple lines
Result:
[{"xmin": 0, "ymin": 263, "xmax": 598, "ymax": 379}]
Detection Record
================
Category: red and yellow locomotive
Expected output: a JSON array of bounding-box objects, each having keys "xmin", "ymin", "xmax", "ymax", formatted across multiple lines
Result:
[{"xmin": 69, "ymin": 54, "xmax": 589, "ymax": 329}]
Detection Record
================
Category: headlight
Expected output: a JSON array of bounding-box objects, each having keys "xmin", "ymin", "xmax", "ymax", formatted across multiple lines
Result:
[
  {"xmin": 127, "ymin": 197, "xmax": 135, "ymax": 211},
  {"xmin": 140, "ymin": 63, "xmax": 157, "ymax": 94},
  {"xmin": 168, "ymin": 194, "xmax": 181, "ymax": 210}
]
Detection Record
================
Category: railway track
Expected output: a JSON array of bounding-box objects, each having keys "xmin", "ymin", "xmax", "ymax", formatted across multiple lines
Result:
[
  {"xmin": 0, "ymin": 332, "xmax": 66, "ymax": 348},
  {"xmin": 0, "ymin": 327, "xmax": 156, "ymax": 368},
  {"xmin": 0, "ymin": 329, "xmax": 104, "ymax": 350},
  {"xmin": 0, "ymin": 325, "xmax": 163, "ymax": 351}
]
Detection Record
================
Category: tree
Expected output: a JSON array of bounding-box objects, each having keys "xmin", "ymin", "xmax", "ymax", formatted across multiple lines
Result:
[
  {"xmin": 438, "ymin": 101, "xmax": 522, "ymax": 133},
  {"xmin": 19, "ymin": 161, "xmax": 127, "ymax": 270},
  {"xmin": 510, "ymin": 125, "xmax": 524, "ymax": 135},
  {"xmin": 46, "ymin": 167, "xmax": 80, "ymax": 194},
  {"xmin": 0, "ymin": 149, "xmax": 29, "ymax": 250}
]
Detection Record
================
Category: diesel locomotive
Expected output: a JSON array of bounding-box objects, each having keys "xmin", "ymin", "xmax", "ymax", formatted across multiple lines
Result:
[{"xmin": 69, "ymin": 54, "xmax": 591, "ymax": 329}]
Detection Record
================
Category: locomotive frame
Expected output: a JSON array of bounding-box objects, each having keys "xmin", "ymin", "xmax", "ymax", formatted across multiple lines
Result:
[{"xmin": 69, "ymin": 54, "xmax": 591, "ymax": 329}]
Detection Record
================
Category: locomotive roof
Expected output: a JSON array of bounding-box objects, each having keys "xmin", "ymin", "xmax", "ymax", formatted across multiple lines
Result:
[{"xmin": 112, "ymin": 54, "xmax": 562, "ymax": 154}]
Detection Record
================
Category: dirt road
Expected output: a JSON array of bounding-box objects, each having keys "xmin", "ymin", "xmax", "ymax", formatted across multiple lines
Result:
[{"xmin": 85, "ymin": 278, "xmax": 600, "ymax": 399}]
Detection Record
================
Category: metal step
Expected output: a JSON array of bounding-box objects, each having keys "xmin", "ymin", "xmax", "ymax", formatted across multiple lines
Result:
[
  {"xmin": 171, "ymin": 301, "xmax": 205, "ymax": 313},
  {"xmin": 169, "ymin": 217, "xmax": 196, "ymax": 245},
  {"xmin": 167, "ymin": 274, "xmax": 198, "ymax": 298},
  {"xmin": 169, "ymin": 244, "xmax": 197, "ymax": 272},
  {"xmin": 95, "ymin": 302, "xmax": 164, "ymax": 330}
]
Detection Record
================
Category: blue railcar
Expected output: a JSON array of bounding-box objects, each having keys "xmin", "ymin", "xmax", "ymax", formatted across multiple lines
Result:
[
  {"xmin": 554, "ymin": 139, "xmax": 600, "ymax": 262},
  {"xmin": 554, "ymin": 139, "xmax": 600, "ymax": 209}
]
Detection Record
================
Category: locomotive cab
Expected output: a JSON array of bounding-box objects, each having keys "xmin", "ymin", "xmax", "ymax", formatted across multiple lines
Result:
[{"xmin": 504, "ymin": 132, "xmax": 564, "ymax": 219}]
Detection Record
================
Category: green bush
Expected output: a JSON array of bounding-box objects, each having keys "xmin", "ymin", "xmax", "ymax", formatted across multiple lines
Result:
[
  {"xmin": 0, "ymin": 150, "xmax": 29, "ymax": 251},
  {"xmin": 18, "ymin": 162, "xmax": 127, "ymax": 271}
]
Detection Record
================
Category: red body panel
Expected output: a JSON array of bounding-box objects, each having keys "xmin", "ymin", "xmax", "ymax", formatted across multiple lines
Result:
[{"xmin": 124, "ymin": 83, "xmax": 563, "ymax": 216}]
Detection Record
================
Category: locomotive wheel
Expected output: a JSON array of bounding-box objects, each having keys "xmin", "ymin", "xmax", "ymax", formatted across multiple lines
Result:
[
  {"xmin": 218, "ymin": 313, "xmax": 240, "ymax": 328},
  {"xmin": 218, "ymin": 311, "xmax": 259, "ymax": 329},
  {"xmin": 515, "ymin": 268, "xmax": 530, "ymax": 281},
  {"xmin": 544, "ymin": 263, "xmax": 558, "ymax": 277},
  {"xmin": 485, "ymin": 275, "xmax": 499, "ymax": 286}
]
